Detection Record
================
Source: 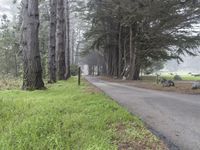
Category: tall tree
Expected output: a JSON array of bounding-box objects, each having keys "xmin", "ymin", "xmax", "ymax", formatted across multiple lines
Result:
[
  {"xmin": 56, "ymin": 0, "xmax": 66, "ymax": 80},
  {"xmin": 21, "ymin": 0, "xmax": 45, "ymax": 90},
  {"xmin": 48, "ymin": 0, "xmax": 57, "ymax": 83},
  {"xmin": 82, "ymin": 0, "xmax": 200, "ymax": 80},
  {"xmin": 65, "ymin": 0, "xmax": 71, "ymax": 79}
]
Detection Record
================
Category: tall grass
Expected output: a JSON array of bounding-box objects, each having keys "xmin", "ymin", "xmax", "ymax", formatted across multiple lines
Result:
[{"xmin": 0, "ymin": 78, "xmax": 165, "ymax": 150}]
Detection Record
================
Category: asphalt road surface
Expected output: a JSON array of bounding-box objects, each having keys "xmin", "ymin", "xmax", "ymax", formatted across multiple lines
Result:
[{"xmin": 86, "ymin": 77, "xmax": 200, "ymax": 150}]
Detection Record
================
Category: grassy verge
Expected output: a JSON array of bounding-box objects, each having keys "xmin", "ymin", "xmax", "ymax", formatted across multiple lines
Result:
[
  {"xmin": 0, "ymin": 78, "xmax": 166, "ymax": 150},
  {"xmin": 141, "ymin": 75, "xmax": 200, "ymax": 81},
  {"xmin": 100, "ymin": 76, "xmax": 200, "ymax": 94}
]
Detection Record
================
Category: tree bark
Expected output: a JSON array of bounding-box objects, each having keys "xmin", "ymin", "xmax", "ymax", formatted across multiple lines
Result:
[
  {"xmin": 129, "ymin": 25, "xmax": 138, "ymax": 80},
  {"xmin": 129, "ymin": 25, "xmax": 134, "ymax": 79},
  {"xmin": 75, "ymin": 41, "xmax": 80, "ymax": 65},
  {"xmin": 48, "ymin": 0, "xmax": 57, "ymax": 83},
  {"xmin": 56, "ymin": 0, "xmax": 66, "ymax": 80},
  {"xmin": 118, "ymin": 24, "xmax": 122, "ymax": 78},
  {"xmin": 21, "ymin": 0, "xmax": 45, "ymax": 90},
  {"xmin": 123, "ymin": 35, "xmax": 127, "ymax": 70},
  {"xmin": 71, "ymin": 29, "xmax": 75, "ymax": 65},
  {"xmin": 64, "ymin": 0, "xmax": 71, "ymax": 79}
]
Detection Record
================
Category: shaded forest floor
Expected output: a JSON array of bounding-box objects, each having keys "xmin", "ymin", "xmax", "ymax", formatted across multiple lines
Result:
[
  {"xmin": 100, "ymin": 76, "xmax": 200, "ymax": 95},
  {"xmin": 0, "ymin": 78, "xmax": 167, "ymax": 150}
]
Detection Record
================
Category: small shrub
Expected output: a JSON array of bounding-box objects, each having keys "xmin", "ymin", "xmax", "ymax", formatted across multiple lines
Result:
[
  {"xmin": 173, "ymin": 75, "xmax": 182, "ymax": 81},
  {"xmin": 0, "ymin": 76, "xmax": 21, "ymax": 90},
  {"xmin": 70, "ymin": 64, "xmax": 79, "ymax": 76}
]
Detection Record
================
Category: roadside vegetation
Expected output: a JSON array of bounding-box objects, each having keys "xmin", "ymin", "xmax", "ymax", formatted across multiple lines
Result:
[
  {"xmin": 101, "ymin": 75, "xmax": 200, "ymax": 94},
  {"xmin": 0, "ymin": 76, "xmax": 21, "ymax": 90},
  {"xmin": 0, "ymin": 78, "xmax": 167, "ymax": 150},
  {"xmin": 141, "ymin": 74, "xmax": 200, "ymax": 82}
]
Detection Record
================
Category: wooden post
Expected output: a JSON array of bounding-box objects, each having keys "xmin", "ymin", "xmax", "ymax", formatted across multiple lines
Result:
[
  {"xmin": 156, "ymin": 74, "xmax": 159, "ymax": 84},
  {"xmin": 78, "ymin": 67, "xmax": 81, "ymax": 86}
]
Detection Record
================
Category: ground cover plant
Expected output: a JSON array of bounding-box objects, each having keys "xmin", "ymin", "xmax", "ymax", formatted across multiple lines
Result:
[{"xmin": 0, "ymin": 78, "xmax": 166, "ymax": 150}]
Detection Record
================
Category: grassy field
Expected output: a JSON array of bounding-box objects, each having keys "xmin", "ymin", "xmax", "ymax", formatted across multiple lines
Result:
[
  {"xmin": 0, "ymin": 78, "xmax": 166, "ymax": 150},
  {"xmin": 141, "ymin": 74, "xmax": 200, "ymax": 81}
]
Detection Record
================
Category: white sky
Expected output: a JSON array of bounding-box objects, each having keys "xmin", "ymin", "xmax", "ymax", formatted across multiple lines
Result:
[
  {"xmin": 0, "ymin": 0, "xmax": 19, "ymax": 19},
  {"xmin": 165, "ymin": 56, "xmax": 200, "ymax": 73}
]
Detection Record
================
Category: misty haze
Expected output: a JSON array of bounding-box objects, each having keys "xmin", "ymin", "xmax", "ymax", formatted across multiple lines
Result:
[{"xmin": 0, "ymin": 0, "xmax": 200, "ymax": 150}]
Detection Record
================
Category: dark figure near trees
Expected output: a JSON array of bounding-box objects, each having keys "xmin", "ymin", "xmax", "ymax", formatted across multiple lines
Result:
[{"xmin": 160, "ymin": 78, "xmax": 175, "ymax": 87}]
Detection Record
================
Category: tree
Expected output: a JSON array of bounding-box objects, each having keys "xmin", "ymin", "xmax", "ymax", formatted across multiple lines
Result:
[
  {"xmin": 82, "ymin": 0, "xmax": 200, "ymax": 80},
  {"xmin": 39, "ymin": 0, "xmax": 50, "ymax": 79},
  {"xmin": 21, "ymin": 0, "xmax": 45, "ymax": 90},
  {"xmin": 0, "ymin": 15, "xmax": 20, "ymax": 77},
  {"xmin": 48, "ymin": 0, "xmax": 57, "ymax": 83},
  {"xmin": 56, "ymin": 0, "xmax": 66, "ymax": 80},
  {"xmin": 65, "ymin": 0, "xmax": 71, "ymax": 79}
]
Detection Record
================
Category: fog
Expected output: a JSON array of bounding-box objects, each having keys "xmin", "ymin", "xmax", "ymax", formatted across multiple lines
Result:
[{"xmin": 165, "ymin": 55, "xmax": 200, "ymax": 74}]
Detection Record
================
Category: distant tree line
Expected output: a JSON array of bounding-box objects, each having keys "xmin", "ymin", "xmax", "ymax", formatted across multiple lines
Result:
[{"xmin": 82, "ymin": 0, "xmax": 200, "ymax": 80}]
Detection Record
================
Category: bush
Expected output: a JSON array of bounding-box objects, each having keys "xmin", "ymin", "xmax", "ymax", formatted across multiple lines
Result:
[
  {"xmin": 70, "ymin": 65, "xmax": 79, "ymax": 76},
  {"xmin": 173, "ymin": 75, "xmax": 182, "ymax": 81}
]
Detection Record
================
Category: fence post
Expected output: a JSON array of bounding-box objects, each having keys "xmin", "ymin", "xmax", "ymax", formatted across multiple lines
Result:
[
  {"xmin": 156, "ymin": 74, "xmax": 159, "ymax": 84},
  {"xmin": 78, "ymin": 67, "xmax": 81, "ymax": 86}
]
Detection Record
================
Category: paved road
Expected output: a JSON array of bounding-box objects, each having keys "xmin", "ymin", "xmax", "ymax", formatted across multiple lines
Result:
[{"xmin": 86, "ymin": 77, "xmax": 200, "ymax": 150}]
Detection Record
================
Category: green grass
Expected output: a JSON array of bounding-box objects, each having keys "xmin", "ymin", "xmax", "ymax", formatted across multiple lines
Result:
[
  {"xmin": 0, "ymin": 78, "xmax": 165, "ymax": 150},
  {"xmin": 141, "ymin": 75, "xmax": 200, "ymax": 81},
  {"xmin": 180, "ymin": 75, "xmax": 200, "ymax": 81}
]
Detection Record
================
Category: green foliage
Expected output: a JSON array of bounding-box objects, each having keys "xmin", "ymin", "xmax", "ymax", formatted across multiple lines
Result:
[
  {"xmin": 70, "ymin": 64, "xmax": 79, "ymax": 76},
  {"xmin": 174, "ymin": 75, "xmax": 183, "ymax": 81},
  {"xmin": 0, "ymin": 1, "xmax": 50, "ymax": 79},
  {"xmin": 0, "ymin": 14, "xmax": 21, "ymax": 77},
  {"xmin": 0, "ymin": 78, "xmax": 164, "ymax": 149},
  {"xmin": 143, "ymin": 61, "xmax": 165, "ymax": 75},
  {"xmin": 82, "ymin": 0, "xmax": 200, "ymax": 79}
]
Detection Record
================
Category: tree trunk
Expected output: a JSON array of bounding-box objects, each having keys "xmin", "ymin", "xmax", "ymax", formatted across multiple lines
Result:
[
  {"xmin": 14, "ymin": 53, "xmax": 18, "ymax": 77},
  {"xmin": 71, "ymin": 29, "xmax": 75, "ymax": 65},
  {"xmin": 129, "ymin": 25, "xmax": 138, "ymax": 80},
  {"xmin": 118, "ymin": 24, "xmax": 122, "ymax": 78},
  {"xmin": 56, "ymin": 0, "xmax": 66, "ymax": 80},
  {"xmin": 75, "ymin": 42, "xmax": 80, "ymax": 65},
  {"xmin": 64, "ymin": 0, "xmax": 71, "ymax": 79},
  {"xmin": 133, "ymin": 57, "xmax": 141, "ymax": 80},
  {"xmin": 48, "ymin": 0, "xmax": 57, "ymax": 83},
  {"xmin": 21, "ymin": 0, "xmax": 45, "ymax": 90},
  {"xmin": 129, "ymin": 25, "xmax": 133, "ymax": 79},
  {"xmin": 14, "ymin": 43, "xmax": 19, "ymax": 77},
  {"xmin": 123, "ymin": 35, "xmax": 127, "ymax": 70},
  {"xmin": 88, "ymin": 65, "xmax": 92, "ymax": 75},
  {"xmin": 102, "ymin": 63, "xmax": 107, "ymax": 75},
  {"xmin": 108, "ymin": 49, "xmax": 112, "ymax": 76},
  {"xmin": 113, "ymin": 47, "xmax": 118, "ymax": 77}
]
